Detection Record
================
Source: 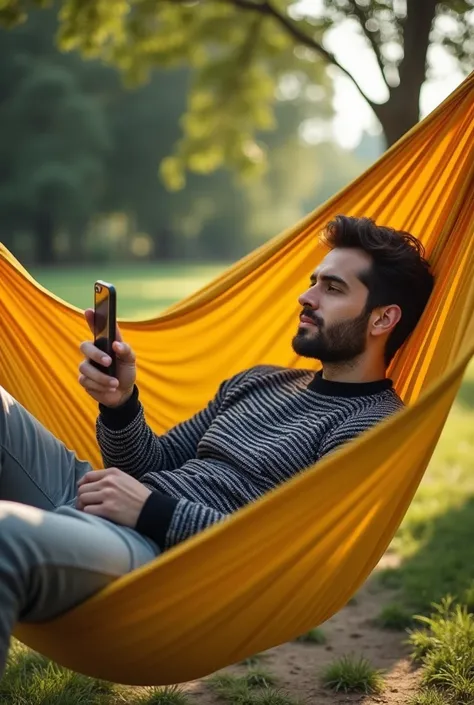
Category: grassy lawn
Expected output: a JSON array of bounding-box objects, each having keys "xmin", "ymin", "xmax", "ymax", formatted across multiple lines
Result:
[
  {"xmin": 30, "ymin": 262, "xmax": 229, "ymax": 320},
  {"xmin": 3, "ymin": 263, "xmax": 474, "ymax": 703},
  {"xmin": 379, "ymin": 360, "xmax": 474, "ymax": 613}
]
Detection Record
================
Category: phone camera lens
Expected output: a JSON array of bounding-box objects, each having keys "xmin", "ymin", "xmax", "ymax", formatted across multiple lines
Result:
[{"xmin": 95, "ymin": 284, "xmax": 102, "ymax": 293}]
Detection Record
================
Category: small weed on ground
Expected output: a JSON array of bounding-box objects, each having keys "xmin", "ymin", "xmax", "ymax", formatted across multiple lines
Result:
[
  {"xmin": 408, "ymin": 597, "xmax": 474, "ymax": 704},
  {"xmin": 294, "ymin": 627, "xmax": 327, "ymax": 645},
  {"xmin": 321, "ymin": 654, "xmax": 384, "ymax": 694},
  {"xmin": 376, "ymin": 603, "xmax": 414, "ymax": 630},
  {"xmin": 256, "ymin": 690, "xmax": 302, "ymax": 705},
  {"xmin": 208, "ymin": 673, "xmax": 257, "ymax": 704},
  {"xmin": 136, "ymin": 685, "xmax": 191, "ymax": 705},
  {"xmin": 207, "ymin": 672, "xmax": 298, "ymax": 705},
  {"xmin": 408, "ymin": 688, "xmax": 453, "ymax": 705},
  {"xmin": 245, "ymin": 668, "xmax": 277, "ymax": 689},
  {"xmin": 239, "ymin": 653, "xmax": 266, "ymax": 667}
]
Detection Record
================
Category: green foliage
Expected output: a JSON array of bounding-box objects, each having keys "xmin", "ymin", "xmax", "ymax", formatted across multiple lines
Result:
[
  {"xmin": 1, "ymin": 5, "xmax": 378, "ymax": 265},
  {"xmin": 294, "ymin": 627, "xmax": 327, "ymax": 644},
  {"xmin": 408, "ymin": 597, "xmax": 474, "ymax": 704},
  {"xmin": 1, "ymin": 0, "xmax": 472, "ymax": 177},
  {"xmin": 376, "ymin": 603, "xmax": 414, "ymax": 630},
  {"xmin": 321, "ymin": 654, "xmax": 384, "ymax": 694}
]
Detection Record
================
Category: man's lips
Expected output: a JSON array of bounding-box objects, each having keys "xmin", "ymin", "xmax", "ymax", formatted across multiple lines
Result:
[{"xmin": 299, "ymin": 315, "xmax": 318, "ymax": 327}]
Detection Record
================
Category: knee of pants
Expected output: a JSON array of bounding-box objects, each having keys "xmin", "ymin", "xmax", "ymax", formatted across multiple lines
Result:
[{"xmin": 0, "ymin": 501, "xmax": 49, "ymax": 566}]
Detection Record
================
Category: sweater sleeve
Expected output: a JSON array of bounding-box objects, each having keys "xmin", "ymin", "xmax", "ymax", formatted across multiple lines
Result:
[
  {"xmin": 95, "ymin": 370, "xmax": 252, "ymax": 480},
  {"xmin": 135, "ymin": 491, "xmax": 227, "ymax": 550}
]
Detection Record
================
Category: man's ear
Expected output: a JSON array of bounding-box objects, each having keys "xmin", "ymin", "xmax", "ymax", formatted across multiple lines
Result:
[{"xmin": 370, "ymin": 305, "xmax": 402, "ymax": 337}]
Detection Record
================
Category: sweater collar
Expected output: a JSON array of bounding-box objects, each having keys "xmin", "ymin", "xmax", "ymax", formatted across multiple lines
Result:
[{"xmin": 307, "ymin": 370, "xmax": 393, "ymax": 398}]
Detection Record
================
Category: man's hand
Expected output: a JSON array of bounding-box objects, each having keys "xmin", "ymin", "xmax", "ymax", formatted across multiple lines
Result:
[
  {"xmin": 76, "ymin": 467, "xmax": 151, "ymax": 528},
  {"xmin": 78, "ymin": 309, "xmax": 137, "ymax": 408}
]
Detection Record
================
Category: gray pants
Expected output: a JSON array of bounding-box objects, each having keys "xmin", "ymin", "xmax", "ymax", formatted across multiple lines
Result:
[{"xmin": 0, "ymin": 387, "xmax": 160, "ymax": 676}]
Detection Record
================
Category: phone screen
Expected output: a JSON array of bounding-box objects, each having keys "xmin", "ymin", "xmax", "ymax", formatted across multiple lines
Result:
[{"xmin": 94, "ymin": 283, "xmax": 110, "ymax": 351}]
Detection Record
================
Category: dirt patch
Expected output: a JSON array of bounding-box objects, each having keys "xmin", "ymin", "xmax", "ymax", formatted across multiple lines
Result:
[{"xmin": 182, "ymin": 553, "xmax": 421, "ymax": 704}]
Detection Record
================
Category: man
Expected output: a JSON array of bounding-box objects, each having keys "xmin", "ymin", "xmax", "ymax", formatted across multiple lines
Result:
[{"xmin": 0, "ymin": 215, "xmax": 434, "ymax": 674}]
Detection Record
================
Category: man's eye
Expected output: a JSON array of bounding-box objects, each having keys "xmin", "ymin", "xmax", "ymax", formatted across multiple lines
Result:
[{"xmin": 327, "ymin": 284, "xmax": 339, "ymax": 292}]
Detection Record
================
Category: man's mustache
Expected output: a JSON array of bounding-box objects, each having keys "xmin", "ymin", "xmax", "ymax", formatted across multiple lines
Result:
[{"xmin": 301, "ymin": 310, "xmax": 323, "ymax": 327}]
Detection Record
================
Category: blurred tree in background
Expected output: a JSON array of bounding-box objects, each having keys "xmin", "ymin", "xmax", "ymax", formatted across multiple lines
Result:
[
  {"xmin": 1, "ymin": 0, "xmax": 471, "ymax": 188},
  {"xmin": 3, "ymin": 1, "xmax": 468, "ymax": 264}
]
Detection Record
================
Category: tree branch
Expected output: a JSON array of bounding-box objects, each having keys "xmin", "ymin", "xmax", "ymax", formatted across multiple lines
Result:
[
  {"xmin": 346, "ymin": 0, "xmax": 390, "ymax": 91},
  {"xmin": 169, "ymin": 0, "xmax": 379, "ymax": 110}
]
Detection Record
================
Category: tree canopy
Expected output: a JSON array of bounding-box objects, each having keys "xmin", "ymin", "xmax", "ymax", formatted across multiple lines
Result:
[
  {"xmin": 0, "ymin": 5, "xmax": 376, "ymax": 264},
  {"xmin": 1, "ymin": 0, "xmax": 472, "ymax": 187}
]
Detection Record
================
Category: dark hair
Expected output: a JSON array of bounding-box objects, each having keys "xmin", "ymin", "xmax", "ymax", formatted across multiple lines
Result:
[{"xmin": 320, "ymin": 215, "xmax": 434, "ymax": 366}]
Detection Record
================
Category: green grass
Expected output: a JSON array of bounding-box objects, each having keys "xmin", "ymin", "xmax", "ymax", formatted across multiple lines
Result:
[
  {"xmin": 408, "ymin": 689, "xmax": 453, "ymax": 705},
  {"xmin": 1, "ymin": 644, "xmax": 115, "ymax": 704},
  {"xmin": 294, "ymin": 627, "xmax": 327, "ymax": 644},
  {"xmin": 378, "ymin": 361, "xmax": 474, "ymax": 613},
  {"xmin": 376, "ymin": 603, "xmax": 414, "ymax": 631},
  {"xmin": 135, "ymin": 686, "xmax": 192, "ymax": 705},
  {"xmin": 30, "ymin": 262, "xmax": 227, "ymax": 320},
  {"xmin": 2, "ymin": 642, "xmax": 194, "ymax": 705},
  {"xmin": 408, "ymin": 597, "xmax": 474, "ymax": 704},
  {"xmin": 320, "ymin": 654, "xmax": 384, "ymax": 694},
  {"xmin": 207, "ymin": 671, "xmax": 298, "ymax": 705}
]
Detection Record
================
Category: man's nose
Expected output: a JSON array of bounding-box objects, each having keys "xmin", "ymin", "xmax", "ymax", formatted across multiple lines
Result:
[{"xmin": 298, "ymin": 286, "xmax": 319, "ymax": 309}]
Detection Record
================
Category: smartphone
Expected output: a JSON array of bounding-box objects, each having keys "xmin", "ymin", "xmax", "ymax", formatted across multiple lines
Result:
[{"xmin": 91, "ymin": 280, "xmax": 117, "ymax": 377}]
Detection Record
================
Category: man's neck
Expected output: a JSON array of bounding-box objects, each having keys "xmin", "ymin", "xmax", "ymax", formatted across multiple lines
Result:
[{"xmin": 321, "ymin": 359, "xmax": 387, "ymax": 384}]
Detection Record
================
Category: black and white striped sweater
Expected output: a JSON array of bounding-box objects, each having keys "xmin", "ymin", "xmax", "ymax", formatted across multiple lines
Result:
[{"xmin": 96, "ymin": 365, "xmax": 404, "ymax": 551}]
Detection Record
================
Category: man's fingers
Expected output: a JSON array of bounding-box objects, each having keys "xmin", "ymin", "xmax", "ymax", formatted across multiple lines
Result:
[
  {"xmin": 78, "ymin": 375, "xmax": 118, "ymax": 395},
  {"xmin": 77, "ymin": 469, "xmax": 108, "ymax": 486},
  {"xmin": 79, "ymin": 360, "xmax": 118, "ymax": 392},
  {"xmin": 77, "ymin": 468, "xmax": 119, "ymax": 487},
  {"xmin": 79, "ymin": 340, "xmax": 113, "ymax": 367},
  {"xmin": 76, "ymin": 487, "xmax": 104, "ymax": 504}
]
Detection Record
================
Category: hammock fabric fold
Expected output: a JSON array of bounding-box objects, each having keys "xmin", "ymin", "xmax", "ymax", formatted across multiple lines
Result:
[{"xmin": 0, "ymin": 73, "xmax": 474, "ymax": 685}]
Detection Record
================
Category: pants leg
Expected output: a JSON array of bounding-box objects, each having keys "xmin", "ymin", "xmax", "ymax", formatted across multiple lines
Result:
[
  {"xmin": 0, "ymin": 387, "xmax": 160, "ymax": 675},
  {"xmin": 0, "ymin": 501, "xmax": 159, "ymax": 677},
  {"xmin": 0, "ymin": 386, "xmax": 91, "ymax": 509}
]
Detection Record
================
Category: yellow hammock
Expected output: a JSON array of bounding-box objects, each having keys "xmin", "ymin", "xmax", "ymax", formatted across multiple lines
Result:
[{"xmin": 0, "ymin": 72, "xmax": 474, "ymax": 686}]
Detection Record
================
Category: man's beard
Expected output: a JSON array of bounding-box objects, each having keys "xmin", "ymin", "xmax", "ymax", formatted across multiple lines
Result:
[{"xmin": 292, "ymin": 306, "xmax": 371, "ymax": 363}]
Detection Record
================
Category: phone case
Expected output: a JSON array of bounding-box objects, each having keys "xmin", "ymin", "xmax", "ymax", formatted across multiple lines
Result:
[{"xmin": 92, "ymin": 281, "xmax": 117, "ymax": 377}]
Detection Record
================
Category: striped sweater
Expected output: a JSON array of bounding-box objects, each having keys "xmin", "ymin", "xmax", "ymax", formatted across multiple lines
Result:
[{"xmin": 96, "ymin": 365, "xmax": 404, "ymax": 551}]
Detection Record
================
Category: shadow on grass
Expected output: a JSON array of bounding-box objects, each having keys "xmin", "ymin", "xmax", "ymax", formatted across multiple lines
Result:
[{"xmin": 379, "ymin": 495, "xmax": 474, "ymax": 613}]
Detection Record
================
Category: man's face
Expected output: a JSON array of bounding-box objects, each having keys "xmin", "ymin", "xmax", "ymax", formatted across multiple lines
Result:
[{"xmin": 292, "ymin": 248, "xmax": 373, "ymax": 363}]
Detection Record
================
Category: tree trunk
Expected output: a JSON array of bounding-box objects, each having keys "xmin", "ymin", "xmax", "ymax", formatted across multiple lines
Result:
[
  {"xmin": 33, "ymin": 209, "xmax": 56, "ymax": 265},
  {"xmin": 375, "ymin": 88, "xmax": 421, "ymax": 148},
  {"xmin": 371, "ymin": 0, "xmax": 438, "ymax": 147}
]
